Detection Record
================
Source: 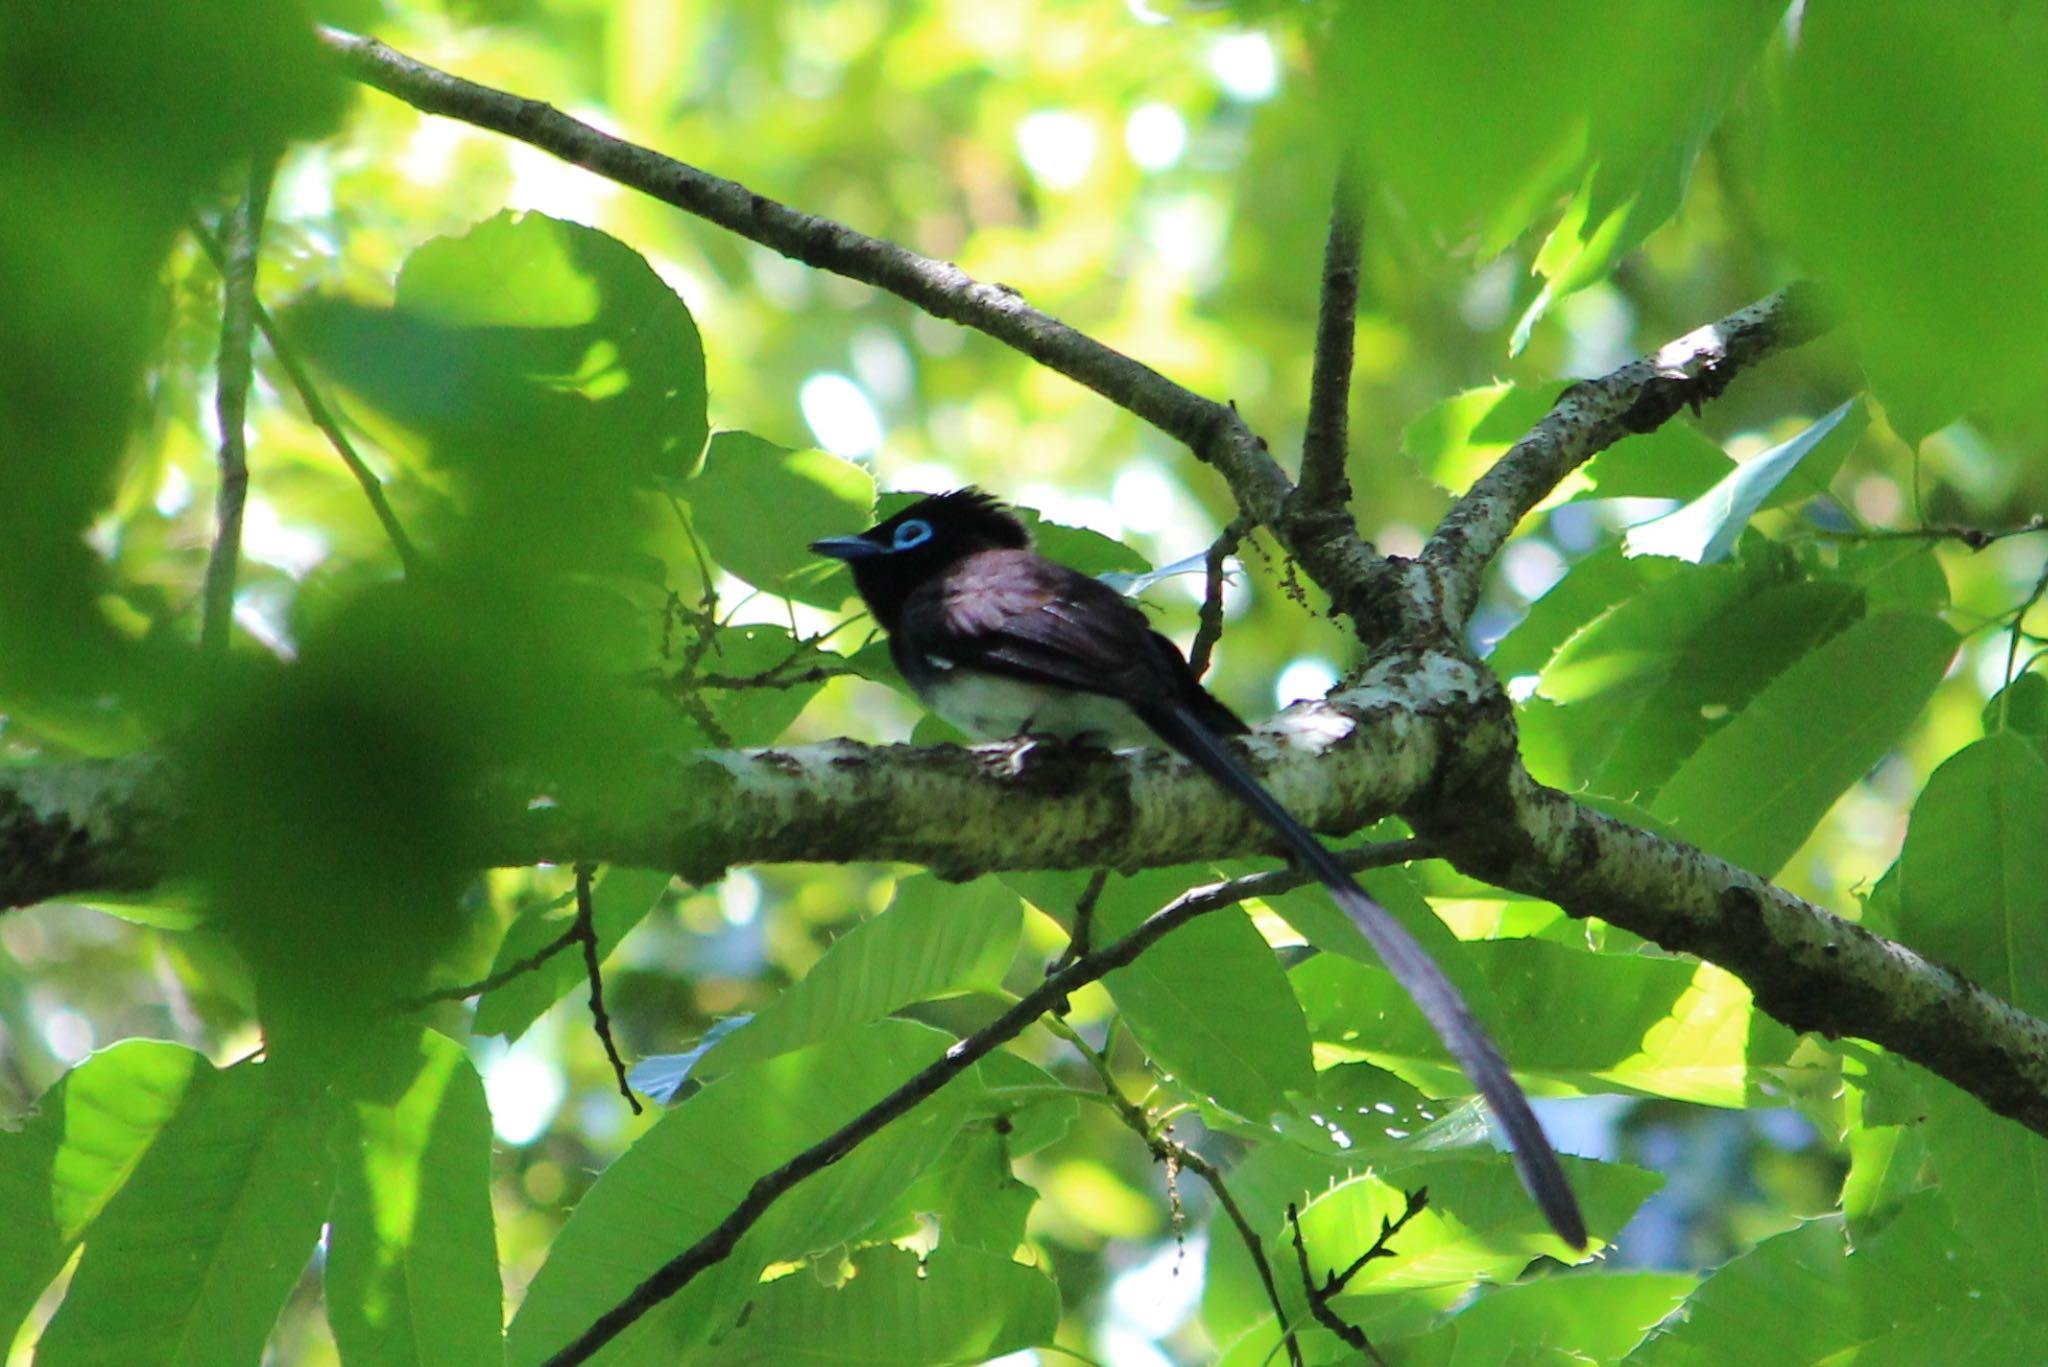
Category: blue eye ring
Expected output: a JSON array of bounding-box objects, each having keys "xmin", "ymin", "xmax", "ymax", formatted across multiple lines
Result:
[{"xmin": 891, "ymin": 518, "xmax": 934, "ymax": 551}]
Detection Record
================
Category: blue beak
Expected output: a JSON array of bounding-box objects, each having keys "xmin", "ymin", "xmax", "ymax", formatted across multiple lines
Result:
[{"xmin": 810, "ymin": 535, "xmax": 884, "ymax": 561}]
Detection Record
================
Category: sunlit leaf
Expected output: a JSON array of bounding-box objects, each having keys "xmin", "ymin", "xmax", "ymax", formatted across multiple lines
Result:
[
  {"xmin": 697, "ymin": 874, "xmax": 1021, "ymax": 1075},
  {"xmin": 1766, "ymin": 3, "xmax": 2048, "ymax": 440},
  {"xmin": 0, "ymin": 1042, "xmax": 207, "ymax": 1346},
  {"xmin": 1651, "ymin": 612, "xmax": 1956, "ymax": 875},
  {"xmin": 327, "ymin": 1031, "xmax": 501, "ymax": 1367},
  {"xmin": 1624, "ymin": 402, "xmax": 1862, "ymax": 564},
  {"xmin": 690, "ymin": 432, "xmax": 875, "ymax": 607},
  {"xmin": 694, "ymin": 1245, "xmax": 1057, "ymax": 1365},
  {"xmin": 1298, "ymin": 1158, "xmax": 1656, "ymax": 1291},
  {"xmin": 473, "ymin": 868, "xmax": 673, "ymax": 1042},
  {"xmin": 35, "ymin": 1063, "xmax": 335, "ymax": 1367},
  {"xmin": 1898, "ymin": 733, "xmax": 2048, "ymax": 1017},
  {"xmin": 1418, "ymin": 1270, "xmax": 1695, "ymax": 1364},
  {"xmin": 1093, "ymin": 868, "xmax": 1315, "ymax": 1122},
  {"xmin": 505, "ymin": 1020, "xmax": 976, "ymax": 1366}
]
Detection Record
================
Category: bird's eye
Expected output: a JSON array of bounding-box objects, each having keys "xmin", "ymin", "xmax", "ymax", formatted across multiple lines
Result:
[{"xmin": 891, "ymin": 518, "xmax": 934, "ymax": 551}]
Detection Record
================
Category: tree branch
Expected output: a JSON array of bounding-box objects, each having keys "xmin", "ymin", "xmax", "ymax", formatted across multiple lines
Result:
[
  {"xmin": 1293, "ymin": 155, "xmax": 1363, "ymax": 515},
  {"xmin": 311, "ymin": 26, "xmax": 1298, "ymax": 529},
  {"xmin": 15, "ymin": 647, "xmax": 2048, "ymax": 1142},
  {"xmin": 199, "ymin": 157, "xmax": 275, "ymax": 654},
  {"xmin": 1421, "ymin": 283, "xmax": 1829, "ymax": 629}
]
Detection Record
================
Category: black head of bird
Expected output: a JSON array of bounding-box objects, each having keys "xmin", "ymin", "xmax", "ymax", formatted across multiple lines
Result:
[{"xmin": 809, "ymin": 488, "xmax": 1029, "ymax": 632}]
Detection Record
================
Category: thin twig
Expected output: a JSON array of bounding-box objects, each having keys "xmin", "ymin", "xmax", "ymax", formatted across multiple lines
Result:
[
  {"xmin": 1294, "ymin": 154, "xmax": 1364, "ymax": 514},
  {"xmin": 1179, "ymin": 1148, "xmax": 1300, "ymax": 1366},
  {"xmin": 1051, "ymin": 1017, "xmax": 1304, "ymax": 1367},
  {"xmin": 1286, "ymin": 1202, "xmax": 1381, "ymax": 1364},
  {"xmin": 200, "ymin": 156, "xmax": 276, "ymax": 653},
  {"xmin": 187, "ymin": 218, "xmax": 422, "ymax": 578},
  {"xmin": 1189, "ymin": 517, "xmax": 1249, "ymax": 680},
  {"xmin": 403, "ymin": 921, "xmax": 580, "ymax": 1009},
  {"xmin": 537, "ymin": 847, "xmax": 1421, "ymax": 1366},
  {"xmin": 1282, "ymin": 1187, "xmax": 1426, "ymax": 1364},
  {"xmin": 1049, "ymin": 867, "xmax": 1111, "ymax": 979},
  {"xmin": 1320, "ymin": 1187, "xmax": 1429, "ymax": 1296},
  {"xmin": 576, "ymin": 864, "xmax": 642, "ymax": 1114},
  {"xmin": 1822, "ymin": 515, "xmax": 2048, "ymax": 552}
]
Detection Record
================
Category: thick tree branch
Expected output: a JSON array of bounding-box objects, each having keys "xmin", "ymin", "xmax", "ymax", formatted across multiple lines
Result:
[
  {"xmin": 1421, "ymin": 283, "xmax": 1829, "ymax": 628},
  {"xmin": 13, "ymin": 652, "xmax": 2048, "ymax": 1143},
  {"xmin": 0, "ymin": 757, "xmax": 174, "ymax": 909},
  {"xmin": 1485, "ymin": 776, "xmax": 2048, "ymax": 1134}
]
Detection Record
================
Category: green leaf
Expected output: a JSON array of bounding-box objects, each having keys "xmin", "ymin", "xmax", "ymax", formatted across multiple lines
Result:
[
  {"xmin": 1093, "ymin": 868, "xmax": 1315, "ymax": 1122},
  {"xmin": 972, "ymin": 1050, "xmax": 1079, "ymax": 1159},
  {"xmin": 1489, "ymin": 543, "xmax": 1663, "ymax": 682},
  {"xmin": 473, "ymin": 868, "xmax": 673, "ymax": 1042},
  {"xmin": 698, "ymin": 874, "xmax": 1021, "ymax": 1075},
  {"xmin": 1898, "ymin": 733, "xmax": 2048, "ymax": 1016},
  {"xmin": 1650, "ymin": 612, "xmax": 1956, "ymax": 875},
  {"xmin": 1560, "ymin": 418, "xmax": 1733, "ymax": 505},
  {"xmin": 398, "ymin": 211, "xmax": 708, "ymax": 480},
  {"xmin": 1626, "ymin": 1195, "xmax": 2045, "ymax": 1365},
  {"xmin": 0, "ymin": 1041, "xmax": 207, "ymax": 1345},
  {"xmin": 35, "ymin": 1063, "xmax": 336, "ymax": 1367},
  {"xmin": 326, "ymin": 1031, "xmax": 502, "ymax": 1367},
  {"xmin": 1624, "ymin": 401, "xmax": 1864, "ymax": 563},
  {"xmin": 1595, "ymin": 580, "xmax": 1866, "ymax": 802},
  {"xmin": 1300, "ymin": 1158, "xmax": 1659, "ymax": 1292},
  {"xmin": 286, "ymin": 214, "xmax": 710, "ymax": 577},
  {"xmin": 1765, "ymin": 4, "xmax": 2048, "ymax": 440},
  {"xmin": 1022, "ymin": 515, "xmax": 1150, "ymax": 579},
  {"xmin": 1627, "ymin": 1219, "xmax": 1851, "ymax": 1365},
  {"xmin": 1604, "ymin": 962, "xmax": 1792, "ymax": 1108},
  {"xmin": 1403, "ymin": 383, "xmax": 1562, "ymax": 494},
  {"xmin": 695, "ymin": 1245, "xmax": 1057, "ymax": 1366},
  {"xmin": 1329, "ymin": 2, "xmax": 1777, "ymax": 265},
  {"xmin": 1320, "ymin": 8, "xmax": 1599, "ymax": 254},
  {"xmin": 1840, "ymin": 1121, "xmax": 1926, "ymax": 1240},
  {"xmin": 506, "ymin": 1020, "xmax": 976, "ymax": 1366},
  {"xmin": 681, "ymin": 623, "xmax": 845, "ymax": 747},
  {"xmin": 1516, "ymin": 0, "xmax": 1781, "ymax": 343},
  {"xmin": 894, "ymin": 1123, "xmax": 1041, "ymax": 1254},
  {"xmin": 1985, "ymin": 669, "xmax": 2048, "ymax": 741},
  {"xmin": 1533, "ymin": 556, "xmax": 1780, "ymax": 785},
  {"xmin": 1429, "ymin": 1271, "xmax": 1696, "ymax": 1365},
  {"xmin": 1808, "ymin": 538, "xmax": 1950, "ymax": 616},
  {"xmin": 690, "ymin": 432, "xmax": 876, "ymax": 606},
  {"xmin": 1293, "ymin": 942, "xmax": 1736, "ymax": 1100},
  {"xmin": 1249, "ymin": 855, "xmax": 1498, "ymax": 1008}
]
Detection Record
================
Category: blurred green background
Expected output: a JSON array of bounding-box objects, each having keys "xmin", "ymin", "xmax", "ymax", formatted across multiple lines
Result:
[{"xmin": 6, "ymin": 2, "xmax": 2048, "ymax": 1363}]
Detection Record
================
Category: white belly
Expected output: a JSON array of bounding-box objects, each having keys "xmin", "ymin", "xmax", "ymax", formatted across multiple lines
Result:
[{"xmin": 919, "ymin": 670, "xmax": 1156, "ymax": 746}]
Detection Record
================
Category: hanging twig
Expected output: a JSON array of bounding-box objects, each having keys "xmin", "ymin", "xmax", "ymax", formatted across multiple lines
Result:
[
  {"xmin": 200, "ymin": 156, "xmax": 277, "ymax": 654},
  {"xmin": 575, "ymin": 864, "xmax": 642, "ymax": 1114}
]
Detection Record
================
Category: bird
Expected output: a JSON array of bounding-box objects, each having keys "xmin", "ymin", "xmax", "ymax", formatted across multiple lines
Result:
[{"xmin": 812, "ymin": 488, "xmax": 1586, "ymax": 1249}]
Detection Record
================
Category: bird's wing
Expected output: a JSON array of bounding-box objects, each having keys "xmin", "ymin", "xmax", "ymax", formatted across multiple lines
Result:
[{"xmin": 918, "ymin": 550, "xmax": 1190, "ymax": 701}]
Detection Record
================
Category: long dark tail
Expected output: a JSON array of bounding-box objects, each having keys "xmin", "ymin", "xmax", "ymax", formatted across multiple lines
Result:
[{"xmin": 1143, "ymin": 701, "xmax": 1587, "ymax": 1249}]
